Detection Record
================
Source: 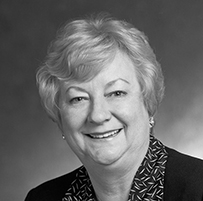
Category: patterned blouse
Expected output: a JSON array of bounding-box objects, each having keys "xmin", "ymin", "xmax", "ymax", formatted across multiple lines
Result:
[{"xmin": 62, "ymin": 135, "xmax": 168, "ymax": 201}]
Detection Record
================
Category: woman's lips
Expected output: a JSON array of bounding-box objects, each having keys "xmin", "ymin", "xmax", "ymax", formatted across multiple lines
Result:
[{"xmin": 86, "ymin": 128, "xmax": 122, "ymax": 139}]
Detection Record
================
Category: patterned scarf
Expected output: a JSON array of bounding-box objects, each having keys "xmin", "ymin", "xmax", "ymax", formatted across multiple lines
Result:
[{"xmin": 62, "ymin": 135, "xmax": 168, "ymax": 201}]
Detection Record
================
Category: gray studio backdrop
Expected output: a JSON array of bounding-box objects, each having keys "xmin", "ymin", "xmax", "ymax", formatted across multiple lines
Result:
[{"xmin": 1, "ymin": 0, "xmax": 203, "ymax": 201}]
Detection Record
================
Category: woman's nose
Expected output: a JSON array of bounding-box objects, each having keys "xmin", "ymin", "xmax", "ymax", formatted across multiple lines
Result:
[{"xmin": 87, "ymin": 100, "xmax": 111, "ymax": 124}]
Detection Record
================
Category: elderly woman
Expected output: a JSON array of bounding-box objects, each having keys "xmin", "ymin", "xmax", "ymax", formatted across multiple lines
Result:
[{"xmin": 25, "ymin": 14, "xmax": 203, "ymax": 201}]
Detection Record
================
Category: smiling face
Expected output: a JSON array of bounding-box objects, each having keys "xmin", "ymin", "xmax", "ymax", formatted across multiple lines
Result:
[{"xmin": 60, "ymin": 51, "xmax": 150, "ymax": 168}]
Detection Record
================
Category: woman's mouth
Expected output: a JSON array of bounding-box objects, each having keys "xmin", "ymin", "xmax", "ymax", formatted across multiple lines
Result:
[{"xmin": 86, "ymin": 129, "xmax": 122, "ymax": 139}]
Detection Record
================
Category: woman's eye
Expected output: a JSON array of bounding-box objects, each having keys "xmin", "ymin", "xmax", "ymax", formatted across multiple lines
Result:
[
  {"xmin": 107, "ymin": 91, "xmax": 127, "ymax": 97},
  {"xmin": 69, "ymin": 97, "xmax": 88, "ymax": 104}
]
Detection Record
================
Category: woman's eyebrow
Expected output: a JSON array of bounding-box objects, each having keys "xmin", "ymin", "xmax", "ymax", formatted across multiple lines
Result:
[
  {"xmin": 105, "ymin": 78, "xmax": 130, "ymax": 88},
  {"xmin": 66, "ymin": 86, "xmax": 87, "ymax": 93},
  {"xmin": 65, "ymin": 78, "xmax": 130, "ymax": 93}
]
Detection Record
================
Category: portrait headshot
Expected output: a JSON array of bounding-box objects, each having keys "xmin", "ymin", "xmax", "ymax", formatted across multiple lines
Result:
[
  {"xmin": 25, "ymin": 11, "xmax": 203, "ymax": 201},
  {"xmin": 1, "ymin": 1, "xmax": 203, "ymax": 201}
]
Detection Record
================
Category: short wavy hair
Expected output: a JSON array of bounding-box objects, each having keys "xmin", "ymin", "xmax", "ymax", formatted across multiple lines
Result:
[{"xmin": 37, "ymin": 14, "xmax": 165, "ymax": 127}]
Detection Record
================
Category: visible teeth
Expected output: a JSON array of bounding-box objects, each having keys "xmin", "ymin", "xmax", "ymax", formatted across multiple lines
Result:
[{"xmin": 89, "ymin": 129, "xmax": 120, "ymax": 139}]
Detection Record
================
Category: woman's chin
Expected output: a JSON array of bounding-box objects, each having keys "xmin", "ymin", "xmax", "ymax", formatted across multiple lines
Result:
[
  {"xmin": 79, "ymin": 129, "xmax": 130, "ymax": 166},
  {"xmin": 85, "ymin": 148, "xmax": 126, "ymax": 167}
]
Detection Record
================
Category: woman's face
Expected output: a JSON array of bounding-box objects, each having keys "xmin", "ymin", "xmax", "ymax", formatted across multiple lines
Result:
[{"xmin": 60, "ymin": 51, "xmax": 150, "ymax": 167}]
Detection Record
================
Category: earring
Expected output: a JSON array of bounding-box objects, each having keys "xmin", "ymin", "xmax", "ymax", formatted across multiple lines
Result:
[
  {"xmin": 149, "ymin": 116, "xmax": 155, "ymax": 128},
  {"xmin": 62, "ymin": 134, "xmax": 66, "ymax": 140}
]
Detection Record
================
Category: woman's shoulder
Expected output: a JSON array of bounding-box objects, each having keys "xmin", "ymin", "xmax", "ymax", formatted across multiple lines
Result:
[
  {"xmin": 165, "ymin": 146, "xmax": 203, "ymax": 173},
  {"xmin": 164, "ymin": 146, "xmax": 203, "ymax": 201},
  {"xmin": 25, "ymin": 166, "xmax": 82, "ymax": 201}
]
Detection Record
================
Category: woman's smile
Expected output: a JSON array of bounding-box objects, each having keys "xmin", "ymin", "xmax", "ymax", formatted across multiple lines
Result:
[{"xmin": 84, "ymin": 128, "xmax": 123, "ymax": 139}]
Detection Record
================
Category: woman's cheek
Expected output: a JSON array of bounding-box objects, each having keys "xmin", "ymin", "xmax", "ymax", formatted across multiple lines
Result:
[{"xmin": 68, "ymin": 107, "xmax": 89, "ymax": 128}]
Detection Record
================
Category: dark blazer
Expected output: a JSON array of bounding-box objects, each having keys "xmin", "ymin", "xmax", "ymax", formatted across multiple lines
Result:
[
  {"xmin": 25, "ymin": 147, "xmax": 203, "ymax": 201},
  {"xmin": 164, "ymin": 147, "xmax": 203, "ymax": 201}
]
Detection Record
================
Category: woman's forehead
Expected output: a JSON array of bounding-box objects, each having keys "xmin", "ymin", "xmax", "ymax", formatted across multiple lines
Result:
[{"xmin": 62, "ymin": 51, "xmax": 139, "ymax": 90}]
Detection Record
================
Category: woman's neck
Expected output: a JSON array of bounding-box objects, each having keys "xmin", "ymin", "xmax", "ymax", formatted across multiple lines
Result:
[
  {"xmin": 85, "ymin": 140, "xmax": 149, "ymax": 201},
  {"xmin": 88, "ymin": 166, "xmax": 136, "ymax": 201}
]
